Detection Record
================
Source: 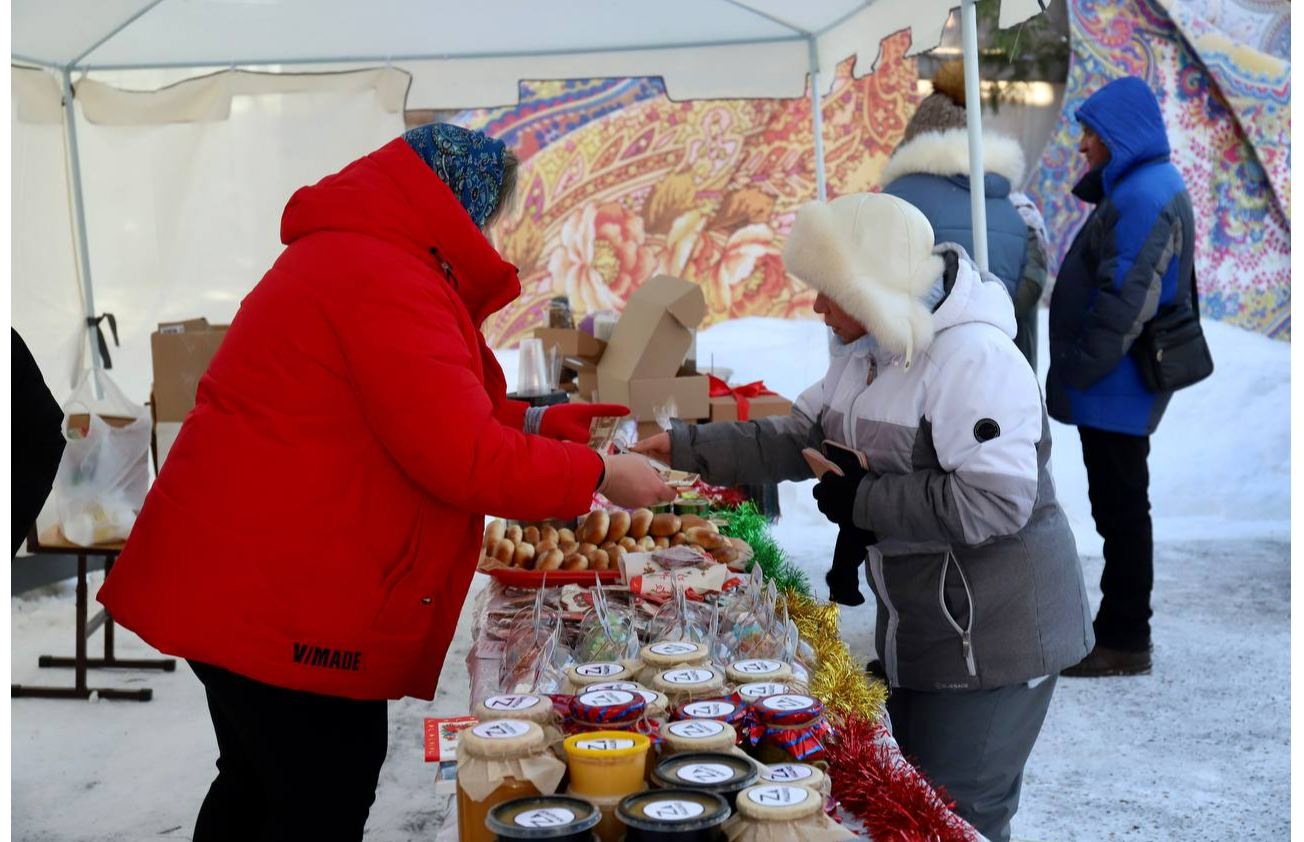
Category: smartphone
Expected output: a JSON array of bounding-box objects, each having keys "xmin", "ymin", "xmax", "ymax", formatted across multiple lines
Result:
[{"xmin": 822, "ymin": 440, "xmax": 869, "ymax": 476}]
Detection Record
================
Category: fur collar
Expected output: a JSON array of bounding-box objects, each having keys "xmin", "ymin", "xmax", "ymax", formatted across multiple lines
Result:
[{"xmin": 880, "ymin": 128, "xmax": 1027, "ymax": 187}]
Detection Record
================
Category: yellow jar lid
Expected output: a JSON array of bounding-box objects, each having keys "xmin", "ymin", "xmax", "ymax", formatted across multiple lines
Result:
[
  {"xmin": 736, "ymin": 783, "xmax": 822, "ymax": 821},
  {"xmin": 563, "ymin": 731, "xmax": 651, "ymax": 759},
  {"xmin": 460, "ymin": 719, "xmax": 546, "ymax": 758}
]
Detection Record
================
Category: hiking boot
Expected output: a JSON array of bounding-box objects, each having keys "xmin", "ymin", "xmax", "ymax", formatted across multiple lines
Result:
[{"xmin": 1061, "ymin": 644, "xmax": 1152, "ymax": 677}]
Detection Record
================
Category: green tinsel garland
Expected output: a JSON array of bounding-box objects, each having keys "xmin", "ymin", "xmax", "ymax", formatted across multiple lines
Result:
[{"xmin": 715, "ymin": 501, "xmax": 811, "ymax": 596}]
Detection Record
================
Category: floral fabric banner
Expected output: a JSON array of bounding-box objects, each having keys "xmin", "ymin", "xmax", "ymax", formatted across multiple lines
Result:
[
  {"xmin": 1028, "ymin": 0, "xmax": 1291, "ymax": 339},
  {"xmin": 457, "ymin": 33, "xmax": 921, "ymax": 349}
]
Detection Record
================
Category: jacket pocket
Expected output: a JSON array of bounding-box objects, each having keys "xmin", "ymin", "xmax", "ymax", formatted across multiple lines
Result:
[{"xmin": 937, "ymin": 552, "xmax": 977, "ymax": 677}]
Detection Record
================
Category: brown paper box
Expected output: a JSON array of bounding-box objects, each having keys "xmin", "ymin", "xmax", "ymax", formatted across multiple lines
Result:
[
  {"xmin": 534, "ymin": 327, "xmax": 607, "ymax": 360},
  {"xmin": 708, "ymin": 393, "xmax": 794, "ymax": 423},
  {"xmin": 598, "ymin": 275, "xmax": 706, "ymax": 407},
  {"xmin": 151, "ymin": 318, "xmax": 228, "ymax": 423}
]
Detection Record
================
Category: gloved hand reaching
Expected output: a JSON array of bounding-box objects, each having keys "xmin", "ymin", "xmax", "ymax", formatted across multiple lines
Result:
[
  {"xmin": 812, "ymin": 469, "xmax": 876, "ymax": 606},
  {"xmin": 811, "ymin": 471, "xmax": 863, "ymax": 528},
  {"xmin": 534, "ymin": 403, "xmax": 630, "ymax": 443}
]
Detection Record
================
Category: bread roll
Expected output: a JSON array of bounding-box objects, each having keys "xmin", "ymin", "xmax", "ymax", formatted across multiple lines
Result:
[
  {"xmin": 579, "ymin": 542, "xmax": 598, "ymax": 556},
  {"xmin": 619, "ymin": 537, "xmax": 638, "ymax": 552},
  {"xmin": 540, "ymin": 526, "xmax": 559, "ymax": 546},
  {"xmin": 491, "ymin": 539, "xmax": 515, "ymax": 565},
  {"xmin": 536, "ymin": 548, "xmax": 564, "ymax": 571},
  {"xmin": 586, "ymin": 548, "xmax": 610, "ymax": 571},
  {"xmin": 710, "ymin": 545, "xmax": 740, "ymax": 565},
  {"xmin": 654, "ymin": 536, "xmax": 670, "ymax": 549},
  {"xmin": 562, "ymin": 554, "xmax": 589, "ymax": 571},
  {"xmin": 685, "ymin": 527, "xmax": 726, "ymax": 550},
  {"xmin": 536, "ymin": 540, "xmax": 558, "ymax": 554},
  {"xmin": 523, "ymin": 526, "xmax": 541, "ymax": 545},
  {"xmin": 579, "ymin": 511, "xmax": 610, "ymax": 545},
  {"xmin": 505, "ymin": 525, "xmax": 524, "ymax": 544},
  {"xmin": 728, "ymin": 537, "xmax": 750, "ymax": 553},
  {"xmin": 650, "ymin": 513, "xmax": 682, "ymax": 537},
  {"xmin": 637, "ymin": 536, "xmax": 657, "ymax": 552},
  {"xmin": 679, "ymin": 514, "xmax": 712, "ymax": 532},
  {"xmin": 513, "ymin": 542, "xmax": 536, "ymax": 568},
  {"xmin": 606, "ymin": 510, "xmax": 632, "ymax": 543},
  {"xmin": 670, "ymin": 533, "xmax": 688, "ymax": 547},
  {"xmin": 559, "ymin": 541, "xmax": 580, "ymax": 557},
  {"xmin": 558, "ymin": 528, "xmax": 576, "ymax": 544},
  {"xmin": 607, "ymin": 544, "xmax": 626, "ymax": 563},
  {"xmin": 628, "ymin": 509, "xmax": 654, "ymax": 540},
  {"xmin": 485, "ymin": 520, "xmax": 506, "ymax": 548}
]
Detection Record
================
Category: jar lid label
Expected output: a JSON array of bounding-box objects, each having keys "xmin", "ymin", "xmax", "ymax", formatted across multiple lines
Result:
[
  {"xmin": 642, "ymin": 799, "xmax": 706, "ymax": 820},
  {"xmin": 636, "ymin": 690, "xmax": 659, "ymax": 705},
  {"xmin": 587, "ymin": 681, "xmax": 639, "ymax": 692},
  {"xmin": 763, "ymin": 764, "xmax": 814, "ymax": 782},
  {"xmin": 746, "ymin": 785, "xmax": 811, "ymax": 807},
  {"xmin": 650, "ymin": 642, "xmax": 701, "ymax": 656},
  {"xmin": 483, "ymin": 694, "xmax": 542, "ymax": 712},
  {"xmin": 731, "ymin": 659, "xmax": 783, "ymax": 675},
  {"xmin": 761, "ymin": 694, "xmax": 816, "ymax": 712},
  {"xmin": 472, "ymin": 720, "xmax": 531, "ymax": 739},
  {"xmin": 574, "ymin": 737, "xmax": 636, "ymax": 751},
  {"xmin": 739, "ymin": 683, "xmax": 789, "ymax": 700},
  {"xmin": 668, "ymin": 719, "xmax": 726, "ymax": 738},
  {"xmin": 683, "ymin": 700, "xmax": 737, "ymax": 718},
  {"xmin": 576, "ymin": 662, "xmax": 626, "ymax": 677},
  {"xmin": 676, "ymin": 763, "xmax": 735, "ymax": 784},
  {"xmin": 663, "ymin": 668, "xmax": 716, "ymax": 685},
  {"xmin": 514, "ymin": 808, "xmax": 577, "ymax": 828},
  {"xmin": 578, "ymin": 689, "xmax": 636, "ymax": 707}
]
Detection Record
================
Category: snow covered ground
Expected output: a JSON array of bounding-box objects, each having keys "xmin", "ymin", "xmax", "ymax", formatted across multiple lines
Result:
[{"xmin": 11, "ymin": 313, "xmax": 1290, "ymax": 841}]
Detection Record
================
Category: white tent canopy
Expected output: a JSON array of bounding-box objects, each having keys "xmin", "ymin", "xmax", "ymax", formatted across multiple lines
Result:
[{"xmin": 12, "ymin": 0, "xmax": 1048, "ymax": 400}]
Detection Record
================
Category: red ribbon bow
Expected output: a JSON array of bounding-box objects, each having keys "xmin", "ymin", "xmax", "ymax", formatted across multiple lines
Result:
[{"xmin": 708, "ymin": 374, "xmax": 777, "ymax": 422}]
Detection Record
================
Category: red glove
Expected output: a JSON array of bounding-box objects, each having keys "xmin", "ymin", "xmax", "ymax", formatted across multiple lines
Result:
[{"xmin": 538, "ymin": 403, "xmax": 630, "ymax": 443}]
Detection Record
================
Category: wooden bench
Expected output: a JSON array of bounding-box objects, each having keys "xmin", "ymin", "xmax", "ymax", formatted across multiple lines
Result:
[{"xmin": 11, "ymin": 525, "xmax": 176, "ymax": 702}]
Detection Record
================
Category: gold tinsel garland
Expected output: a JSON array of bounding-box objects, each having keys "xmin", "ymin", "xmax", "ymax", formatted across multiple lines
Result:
[{"xmin": 786, "ymin": 591, "xmax": 889, "ymax": 724}]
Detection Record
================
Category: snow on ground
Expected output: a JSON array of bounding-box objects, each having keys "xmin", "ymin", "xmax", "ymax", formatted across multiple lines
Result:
[{"xmin": 12, "ymin": 314, "xmax": 1289, "ymax": 841}]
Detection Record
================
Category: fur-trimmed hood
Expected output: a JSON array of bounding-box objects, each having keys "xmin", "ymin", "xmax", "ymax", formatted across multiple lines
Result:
[{"xmin": 880, "ymin": 128, "xmax": 1027, "ymax": 189}]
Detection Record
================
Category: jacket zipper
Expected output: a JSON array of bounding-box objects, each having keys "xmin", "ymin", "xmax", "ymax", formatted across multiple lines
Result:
[
  {"xmin": 868, "ymin": 547, "xmax": 900, "ymax": 686},
  {"xmin": 937, "ymin": 551, "xmax": 977, "ymax": 677}
]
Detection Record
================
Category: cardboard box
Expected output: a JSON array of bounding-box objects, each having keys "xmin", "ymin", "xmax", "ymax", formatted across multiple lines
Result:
[
  {"xmin": 709, "ymin": 393, "xmax": 794, "ymax": 423},
  {"xmin": 562, "ymin": 355, "xmax": 601, "ymax": 402},
  {"xmin": 598, "ymin": 275, "xmax": 708, "ymax": 414},
  {"xmin": 151, "ymin": 318, "xmax": 228, "ymax": 423},
  {"xmin": 626, "ymin": 371, "xmax": 710, "ymax": 421},
  {"xmin": 534, "ymin": 327, "xmax": 607, "ymax": 360}
]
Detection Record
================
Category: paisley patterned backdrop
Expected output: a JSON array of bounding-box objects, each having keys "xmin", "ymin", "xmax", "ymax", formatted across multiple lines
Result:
[
  {"xmin": 458, "ymin": 33, "xmax": 921, "ymax": 348},
  {"xmin": 1027, "ymin": 0, "xmax": 1291, "ymax": 339}
]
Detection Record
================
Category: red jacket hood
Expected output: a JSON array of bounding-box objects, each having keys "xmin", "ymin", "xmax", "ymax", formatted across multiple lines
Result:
[{"xmin": 280, "ymin": 137, "xmax": 521, "ymax": 325}]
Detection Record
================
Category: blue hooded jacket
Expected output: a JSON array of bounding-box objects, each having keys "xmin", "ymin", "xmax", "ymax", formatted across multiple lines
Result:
[{"xmin": 1046, "ymin": 77, "xmax": 1195, "ymax": 435}]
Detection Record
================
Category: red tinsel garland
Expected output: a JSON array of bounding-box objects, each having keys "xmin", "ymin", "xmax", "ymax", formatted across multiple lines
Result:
[{"xmin": 825, "ymin": 714, "xmax": 979, "ymax": 842}]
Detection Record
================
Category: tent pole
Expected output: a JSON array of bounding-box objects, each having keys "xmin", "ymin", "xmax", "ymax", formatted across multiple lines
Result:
[
  {"xmin": 61, "ymin": 66, "xmax": 102, "ymax": 372},
  {"xmin": 807, "ymin": 38, "xmax": 827, "ymax": 202},
  {"xmin": 959, "ymin": 0, "xmax": 988, "ymax": 271}
]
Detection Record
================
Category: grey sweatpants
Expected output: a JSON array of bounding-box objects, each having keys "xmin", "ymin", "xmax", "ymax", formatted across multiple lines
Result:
[{"xmin": 886, "ymin": 675, "xmax": 1058, "ymax": 842}]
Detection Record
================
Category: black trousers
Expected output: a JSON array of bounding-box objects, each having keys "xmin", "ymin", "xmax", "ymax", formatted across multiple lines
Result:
[
  {"xmin": 190, "ymin": 661, "xmax": 389, "ymax": 842},
  {"xmin": 1078, "ymin": 426, "xmax": 1153, "ymax": 652}
]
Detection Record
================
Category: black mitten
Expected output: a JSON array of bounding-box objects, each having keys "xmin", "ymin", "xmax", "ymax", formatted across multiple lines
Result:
[{"xmin": 825, "ymin": 524, "xmax": 876, "ymax": 606}]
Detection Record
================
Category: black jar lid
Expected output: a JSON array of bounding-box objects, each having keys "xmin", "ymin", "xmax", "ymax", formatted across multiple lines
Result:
[
  {"xmin": 487, "ymin": 795, "xmax": 601, "ymax": 840},
  {"xmin": 617, "ymin": 788, "xmax": 730, "ymax": 834}
]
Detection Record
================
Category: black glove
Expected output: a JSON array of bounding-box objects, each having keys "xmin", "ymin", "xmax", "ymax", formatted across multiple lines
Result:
[
  {"xmin": 826, "ymin": 526, "xmax": 869, "ymax": 606},
  {"xmin": 812, "ymin": 471, "xmax": 861, "ymax": 528}
]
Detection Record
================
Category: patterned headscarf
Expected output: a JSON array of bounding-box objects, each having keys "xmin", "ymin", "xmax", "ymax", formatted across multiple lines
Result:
[{"xmin": 403, "ymin": 123, "xmax": 506, "ymax": 228}]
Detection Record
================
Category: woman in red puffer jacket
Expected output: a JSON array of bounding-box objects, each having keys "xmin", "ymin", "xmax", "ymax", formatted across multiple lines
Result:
[{"xmin": 98, "ymin": 124, "xmax": 673, "ymax": 841}]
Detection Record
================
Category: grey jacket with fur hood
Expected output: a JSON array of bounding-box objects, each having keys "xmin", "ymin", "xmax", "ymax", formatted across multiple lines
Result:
[{"xmin": 669, "ymin": 247, "xmax": 1093, "ymax": 691}]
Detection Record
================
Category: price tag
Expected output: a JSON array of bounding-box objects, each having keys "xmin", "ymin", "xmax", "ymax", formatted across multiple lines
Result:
[
  {"xmin": 483, "ymin": 694, "xmax": 542, "ymax": 712},
  {"xmin": 588, "ymin": 681, "xmax": 639, "ymax": 692},
  {"xmin": 663, "ymin": 668, "xmax": 715, "ymax": 685},
  {"xmin": 576, "ymin": 662, "xmax": 626, "ymax": 677},
  {"xmin": 676, "ymin": 763, "xmax": 734, "ymax": 784},
  {"xmin": 575, "ymin": 737, "xmax": 636, "ymax": 751},
  {"xmin": 472, "ymin": 720, "xmax": 531, "ymax": 740},
  {"xmin": 761, "ymin": 694, "xmax": 816, "ymax": 712},
  {"xmin": 514, "ymin": 808, "xmax": 576, "ymax": 828},
  {"xmin": 738, "ymin": 683, "xmax": 789, "ymax": 701},
  {"xmin": 746, "ymin": 785, "xmax": 811, "ymax": 807},
  {"xmin": 642, "ymin": 799, "xmax": 706, "ymax": 820},
  {"xmin": 683, "ymin": 700, "xmax": 737, "ymax": 719},
  {"xmin": 650, "ymin": 641, "xmax": 701, "ymax": 657},
  {"xmin": 578, "ymin": 689, "xmax": 636, "ymax": 707},
  {"xmin": 732, "ymin": 659, "xmax": 783, "ymax": 675},
  {"xmin": 763, "ymin": 764, "xmax": 815, "ymax": 783},
  {"xmin": 667, "ymin": 719, "xmax": 726, "ymax": 739}
]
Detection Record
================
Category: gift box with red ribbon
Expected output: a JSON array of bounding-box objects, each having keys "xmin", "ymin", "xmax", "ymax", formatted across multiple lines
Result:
[{"xmin": 707, "ymin": 374, "xmax": 793, "ymax": 423}]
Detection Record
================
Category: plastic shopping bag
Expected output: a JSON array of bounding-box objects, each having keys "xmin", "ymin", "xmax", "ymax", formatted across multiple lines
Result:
[{"xmin": 53, "ymin": 370, "xmax": 151, "ymax": 546}]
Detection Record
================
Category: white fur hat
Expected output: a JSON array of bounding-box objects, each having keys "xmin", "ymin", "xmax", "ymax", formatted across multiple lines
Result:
[{"xmin": 783, "ymin": 192, "xmax": 945, "ymax": 363}]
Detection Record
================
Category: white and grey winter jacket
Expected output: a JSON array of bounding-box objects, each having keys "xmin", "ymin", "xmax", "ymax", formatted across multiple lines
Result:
[{"xmin": 670, "ymin": 247, "xmax": 1094, "ymax": 691}]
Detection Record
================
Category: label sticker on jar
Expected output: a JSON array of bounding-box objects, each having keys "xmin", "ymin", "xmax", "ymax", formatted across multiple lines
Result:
[
  {"xmin": 514, "ymin": 807, "xmax": 577, "ymax": 828},
  {"xmin": 650, "ymin": 641, "xmax": 701, "ymax": 657},
  {"xmin": 472, "ymin": 720, "xmax": 531, "ymax": 740},
  {"xmin": 663, "ymin": 668, "xmax": 716, "ymax": 685},
  {"xmin": 483, "ymin": 694, "xmax": 542, "ymax": 712},
  {"xmin": 676, "ymin": 763, "xmax": 735, "ymax": 784},
  {"xmin": 731, "ymin": 659, "xmax": 783, "ymax": 675},
  {"xmin": 576, "ymin": 662, "xmax": 626, "ymax": 677},
  {"xmin": 739, "ymin": 683, "xmax": 790, "ymax": 700},
  {"xmin": 575, "ymin": 737, "xmax": 636, "ymax": 751},
  {"xmin": 588, "ymin": 681, "xmax": 639, "ymax": 692},
  {"xmin": 746, "ymin": 785, "xmax": 811, "ymax": 807},
  {"xmin": 683, "ymin": 700, "xmax": 737, "ymax": 719},
  {"xmin": 578, "ymin": 689, "xmax": 636, "ymax": 707},
  {"xmin": 764, "ymin": 764, "xmax": 815, "ymax": 783},
  {"xmin": 642, "ymin": 799, "xmax": 707, "ymax": 820},
  {"xmin": 667, "ymin": 719, "xmax": 727, "ymax": 739},
  {"xmin": 761, "ymin": 694, "xmax": 816, "ymax": 712}
]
